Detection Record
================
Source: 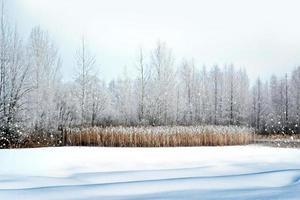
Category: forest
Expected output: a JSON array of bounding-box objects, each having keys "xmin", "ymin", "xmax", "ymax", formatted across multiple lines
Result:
[
  {"xmin": 2, "ymin": 1, "xmax": 300, "ymax": 200},
  {"xmin": 0, "ymin": 4, "xmax": 299, "ymax": 148}
]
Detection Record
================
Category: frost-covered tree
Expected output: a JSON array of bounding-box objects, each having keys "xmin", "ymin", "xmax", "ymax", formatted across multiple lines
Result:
[
  {"xmin": 251, "ymin": 78, "xmax": 263, "ymax": 131},
  {"xmin": 135, "ymin": 47, "xmax": 149, "ymax": 124},
  {"xmin": 209, "ymin": 65, "xmax": 223, "ymax": 125},
  {"xmin": 179, "ymin": 59, "xmax": 196, "ymax": 124},
  {"xmin": 199, "ymin": 66, "xmax": 210, "ymax": 124},
  {"xmin": 146, "ymin": 41, "xmax": 176, "ymax": 125},
  {"xmin": 74, "ymin": 37, "xmax": 97, "ymax": 125},
  {"xmin": 118, "ymin": 68, "xmax": 138, "ymax": 125},
  {"xmin": 269, "ymin": 75, "xmax": 280, "ymax": 132},
  {"xmin": 290, "ymin": 67, "xmax": 300, "ymax": 132},
  {"xmin": 0, "ymin": 2, "xmax": 31, "ymax": 145},
  {"xmin": 284, "ymin": 73, "xmax": 289, "ymax": 131},
  {"xmin": 222, "ymin": 65, "xmax": 249, "ymax": 126},
  {"xmin": 107, "ymin": 68, "xmax": 137, "ymax": 125},
  {"xmin": 4, "ymin": 0, "xmax": 300, "ymax": 140},
  {"xmin": 223, "ymin": 65, "xmax": 236, "ymax": 125},
  {"xmin": 89, "ymin": 76, "xmax": 108, "ymax": 126},
  {"xmin": 26, "ymin": 26, "xmax": 61, "ymax": 130},
  {"xmin": 235, "ymin": 68, "xmax": 250, "ymax": 125},
  {"xmin": 55, "ymin": 83, "xmax": 77, "ymax": 128}
]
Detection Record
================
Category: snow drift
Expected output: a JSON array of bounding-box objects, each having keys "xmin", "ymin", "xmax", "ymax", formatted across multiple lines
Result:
[{"xmin": 0, "ymin": 146, "xmax": 300, "ymax": 199}]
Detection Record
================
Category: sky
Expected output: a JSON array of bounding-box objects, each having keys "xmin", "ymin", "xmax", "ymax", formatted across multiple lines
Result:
[{"xmin": 7, "ymin": 0, "xmax": 300, "ymax": 82}]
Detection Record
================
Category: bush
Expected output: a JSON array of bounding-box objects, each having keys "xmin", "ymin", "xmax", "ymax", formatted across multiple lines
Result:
[
  {"xmin": 19, "ymin": 128, "xmax": 64, "ymax": 148},
  {"xmin": 0, "ymin": 123, "xmax": 22, "ymax": 148}
]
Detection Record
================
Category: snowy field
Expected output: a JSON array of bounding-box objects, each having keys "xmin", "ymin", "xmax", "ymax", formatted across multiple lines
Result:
[{"xmin": 0, "ymin": 146, "xmax": 300, "ymax": 200}]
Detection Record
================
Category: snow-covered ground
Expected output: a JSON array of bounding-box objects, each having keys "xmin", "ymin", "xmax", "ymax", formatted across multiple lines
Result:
[{"xmin": 0, "ymin": 146, "xmax": 300, "ymax": 200}]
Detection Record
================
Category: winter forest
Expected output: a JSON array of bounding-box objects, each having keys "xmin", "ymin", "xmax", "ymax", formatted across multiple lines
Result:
[
  {"xmin": 2, "ymin": 1, "xmax": 300, "ymax": 199},
  {"xmin": 1, "ymin": 2, "xmax": 300, "ymax": 147}
]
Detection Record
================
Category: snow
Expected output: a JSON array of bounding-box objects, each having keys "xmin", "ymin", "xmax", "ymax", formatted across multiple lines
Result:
[{"xmin": 0, "ymin": 146, "xmax": 300, "ymax": 199}]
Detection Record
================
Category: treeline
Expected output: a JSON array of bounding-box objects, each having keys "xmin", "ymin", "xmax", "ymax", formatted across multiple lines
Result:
[{"xmin": 0, "ymin": 4, "xmax": 299, "ymax": 145}]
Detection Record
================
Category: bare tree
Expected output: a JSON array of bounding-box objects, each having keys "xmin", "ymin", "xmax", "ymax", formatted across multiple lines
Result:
[
  {"xmin": 0, "ymin": 1, "xmax": 31, "ymax": 145},
  {"xmin": 180, "ymin": 59, "xmax": 195, "ymax": 124},
  {"xmin": 284, "ymin": 73, "xmax": 289, "ymax": 131},
  {"xmin": 136, "ymin": 47, "xmax": 148, "ymax": 123},
  {"xmin": 88, "ymin": 77, "xmax": 107, "ymax": 126},
  {"xmin": 291, "ymin": 67, "xmax": 300, "ymax": 133},
  {"xmin": 27, "ymin": 26, "xmax": 61, "ymax": 130},
  {"xmin": 74, "ymin": 37, "xmax": 96, "ymax": 125},
  {"xmin": 253, "ymin": 78, "xmax": 262, "ymax": 131},
  {"xmin": 148, "ymin": 41, "xmax": 176, "ymax": 125},
  {"xmin": 0, "ymin": 0, "xmax": 9, "ymax": 122},
  {"xmin": 210, "ymin": 65, "xmax": 221, "ymax": 125}
]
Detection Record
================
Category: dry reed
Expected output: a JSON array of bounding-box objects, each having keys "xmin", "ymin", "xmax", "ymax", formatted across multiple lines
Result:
[{"xmin": 62, "ymin": 126, "xmax": 254, "ymax": 147}]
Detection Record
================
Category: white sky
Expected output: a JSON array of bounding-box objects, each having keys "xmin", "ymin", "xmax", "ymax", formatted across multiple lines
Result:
[{"xmin": 8, "ymin": 0, "xmax": 300, "ymax": 82}]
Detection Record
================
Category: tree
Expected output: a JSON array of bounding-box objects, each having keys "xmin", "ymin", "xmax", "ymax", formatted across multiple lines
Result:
[
  {"xmin": 223, "ymin": 65, "xmax": 236, "ymax": 125},
  {"xmin": 252, "ymin": 78, "xmax": 262, "ymax": 131},
  {"xmin": 235, "ymin": 68, "xmax": 250, "ymax": 125},
  {"xmin": 199, "ymin": 66, "xmax": 210, "ymax": 124},
  {"xmin": 89, "ymin": 76, "xmax": 108, "ymax": 126},
  {"xmin": 147, "ymin": 41, "xmax": 176, "ymax": 125},
  {"xmin": 179, "ymin": 59, "xmax": 196, "ymax": 124},
  {"xmin": 290, "ymin": 67, "xmax": 300, "ymax": 133},
  {"xmin": 27, "ymin": 26, "xmax": 61, "ymax": 130},
  {"xmin": 284, "ymin": 73, "xmax": 289, "ymax": 131},
  {"xmin": 109, "ymin": 68, "xmax": 137, "ymax": 125},
  {"xmin": 210, "ymin": 65, "xmax": 222, "ymax": 125},
  {"xmin": 74, "ymin": 37, "xmax": 96, "ymax": 125},
  {"xmin": 136, "ymin": 47, "xmax": 148, "ymax": 123},
  {"xmin": 0, "ymin": 2, "xmax": 31, "ymax": 145},
  {"xmin": 56, "ymin": 83, "xmax": 77, "ymax": 128}
]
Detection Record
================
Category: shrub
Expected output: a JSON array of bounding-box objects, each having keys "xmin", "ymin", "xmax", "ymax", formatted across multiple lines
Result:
[{"xmin": 0, "ymin": 123, "xmax": 22, "ymax": 148}]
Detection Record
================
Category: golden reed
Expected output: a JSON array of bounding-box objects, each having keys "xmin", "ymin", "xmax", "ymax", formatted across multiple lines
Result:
[{"xmin": 62, "ymin": 126, "xmax": 254, "ymax": 147}]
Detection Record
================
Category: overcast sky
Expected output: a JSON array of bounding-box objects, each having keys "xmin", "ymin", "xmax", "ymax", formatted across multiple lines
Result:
[{"xmin": 8, "ymin": 0, "xmax": 300, "ymax": 82}]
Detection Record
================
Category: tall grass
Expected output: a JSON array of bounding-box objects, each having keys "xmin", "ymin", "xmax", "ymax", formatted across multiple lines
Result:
[{"xmin": 62, "ymin": 126, "xmax": 254, "ymax": 147}]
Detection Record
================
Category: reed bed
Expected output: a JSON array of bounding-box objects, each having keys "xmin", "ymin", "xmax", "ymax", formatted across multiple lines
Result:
[{"xmin": 62, "ymin": 126, "xmax": 254, "ymax": 147}]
